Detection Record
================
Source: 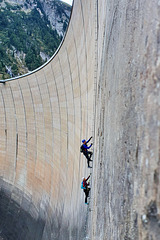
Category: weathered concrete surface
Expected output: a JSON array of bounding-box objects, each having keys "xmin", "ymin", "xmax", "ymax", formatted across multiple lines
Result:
[
  {"xmin": 0, "ymin": 0, "xmax": 159, "ymax": 239},
  {"xmin": 87, "ymin": 0, "xmax": 160, "ymax": 239}
]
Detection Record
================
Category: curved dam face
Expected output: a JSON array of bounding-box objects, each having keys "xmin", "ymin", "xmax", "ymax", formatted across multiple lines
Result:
[
  {"xmin": 0, "ymin": 0, "xmax": 160, "ymax": 239},
  {"xmin": 0, "ymin": 0, "xmax": 95, "ymax": 239}
]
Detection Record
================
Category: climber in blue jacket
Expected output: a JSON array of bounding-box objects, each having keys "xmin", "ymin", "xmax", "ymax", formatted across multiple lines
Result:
[{"xmin": 80, "ymin": 136, "xmax": 93, "ymax": 168}]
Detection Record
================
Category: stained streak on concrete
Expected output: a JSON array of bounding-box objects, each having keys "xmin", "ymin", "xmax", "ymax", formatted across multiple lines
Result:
[{"xmin": 0, "ymin": 0, "xmax": 160, "ymax": 239}]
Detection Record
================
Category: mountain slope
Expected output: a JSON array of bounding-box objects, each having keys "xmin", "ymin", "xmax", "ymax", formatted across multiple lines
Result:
[{"xmin": 0, "ymin": 0, "xmax": 71, "ymax": 79}]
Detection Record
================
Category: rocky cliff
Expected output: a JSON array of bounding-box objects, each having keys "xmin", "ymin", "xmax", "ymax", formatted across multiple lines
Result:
[{"xmin": 1, "ymin": 0, "xmax": 71, "ymax": 36}]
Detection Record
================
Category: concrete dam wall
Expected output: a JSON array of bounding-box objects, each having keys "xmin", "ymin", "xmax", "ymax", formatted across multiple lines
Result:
[{"xmin": 0, "ymin": 0, "xmax": 159, "ymax": 239}]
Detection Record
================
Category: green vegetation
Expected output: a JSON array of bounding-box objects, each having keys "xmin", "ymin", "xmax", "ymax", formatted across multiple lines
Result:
[{"xmin": 0, "ymin": 1, "xmax": 70, "ymax": 79}]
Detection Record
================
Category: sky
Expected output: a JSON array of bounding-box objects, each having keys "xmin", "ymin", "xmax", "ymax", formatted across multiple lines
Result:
[{"xmin": 61, "ymin": 0, "xmax": 73, "ymax": 6}]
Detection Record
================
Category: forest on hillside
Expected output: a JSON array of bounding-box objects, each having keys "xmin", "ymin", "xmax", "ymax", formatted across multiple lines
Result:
[{"xmin": 0, "ymin": 1, "xmax": 71, "ymax": 79}]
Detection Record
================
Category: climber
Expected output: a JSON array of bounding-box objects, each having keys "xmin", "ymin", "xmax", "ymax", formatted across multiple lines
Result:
[
  {"xmin": 81, "ymin": 174, "xmax": 91, "ymax": 204},
  {"xmin": 80, "ymin": 136, "xmax": 93, "ymax": 168}
]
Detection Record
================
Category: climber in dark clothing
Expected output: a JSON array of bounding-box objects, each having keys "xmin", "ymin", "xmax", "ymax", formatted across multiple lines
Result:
[
  {"xmin": 81, "ymin": 175, "xmax": 91, "ymax": 204},
  {"xmin": 80, "ymin": 136, "xmax": 93, "ymax": 168}
]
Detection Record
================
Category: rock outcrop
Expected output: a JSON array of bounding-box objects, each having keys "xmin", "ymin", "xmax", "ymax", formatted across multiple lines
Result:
[{"xmin": 1, "ymin": 0, "xmax": 71, "ymax": 36}]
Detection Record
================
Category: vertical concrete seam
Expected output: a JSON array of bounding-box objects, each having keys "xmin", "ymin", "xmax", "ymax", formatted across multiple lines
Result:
[
  {"xmin": 92, "ymin": 0, "xmax": 99, "ymax": 140},
  {"xmin": 71, "ymin": 19, "xmax": 84, "ymax": 239},
  {"xmin": 40, "ymin": 69, "xmax": 55, "ymax": 239},
  {"xmin": 65, "ymin": 47, "xmax": 76, "ymax": 206},
  {"xmin": 42, "ymin": 70, "xmax": 54, "ymax": 168},
  {"xmin": 79, "ymin": 0, "xmax": 89, "ymax": 137},
  {"xmin": 27, "ymin": 78, "xmax": 38, "ymax": 179},
  {"xmin": 48, "ymin": 64, "xmax": 60, "ymax": 205},
  {"xmin": 35, "ymin": 73, "xmax": 46, "ymax": 181},
  {"xmin": 96, "ymin": 0, "xmax": 99, "ymax": 38},
  {"xmin": 86, "ymin": 0, "xmax": 99, "ymax": 238},
  {"xmin": 54, "ymin": 57, "xmax": 64, "ymax": 237},
  {"xmin": 58, "ymin": 55, "xmax": 69, "ymax": 234},
  {"xmin": 42, "ymin": 68, "xmax": 54, "ymax": 192},
  {"xmin": 18, "ymin": 81, "xmax": 28, "ymax": 179},
  {"xmin": 71, "ymin": 20, "xmax": 83, "ymax": 224},
  {"xmin": 1, "ymin": 89, "xmax": 7, "ymax": 177},
  {"xmin": 50, "ymin": 63, "xmax": 62, "ymax": 219},
  {"xmin": 9, "ymin": 85, "xmax": 18, "ymax": 179}
]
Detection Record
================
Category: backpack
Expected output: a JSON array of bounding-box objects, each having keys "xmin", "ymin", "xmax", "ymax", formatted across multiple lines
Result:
[
  {"xmin": 80, "ymin": 144, "xmax": 85, "ymax": 153},
  {"xmin": 81, "ymin": 181, "xmax": 86, "ymax": 189}
]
